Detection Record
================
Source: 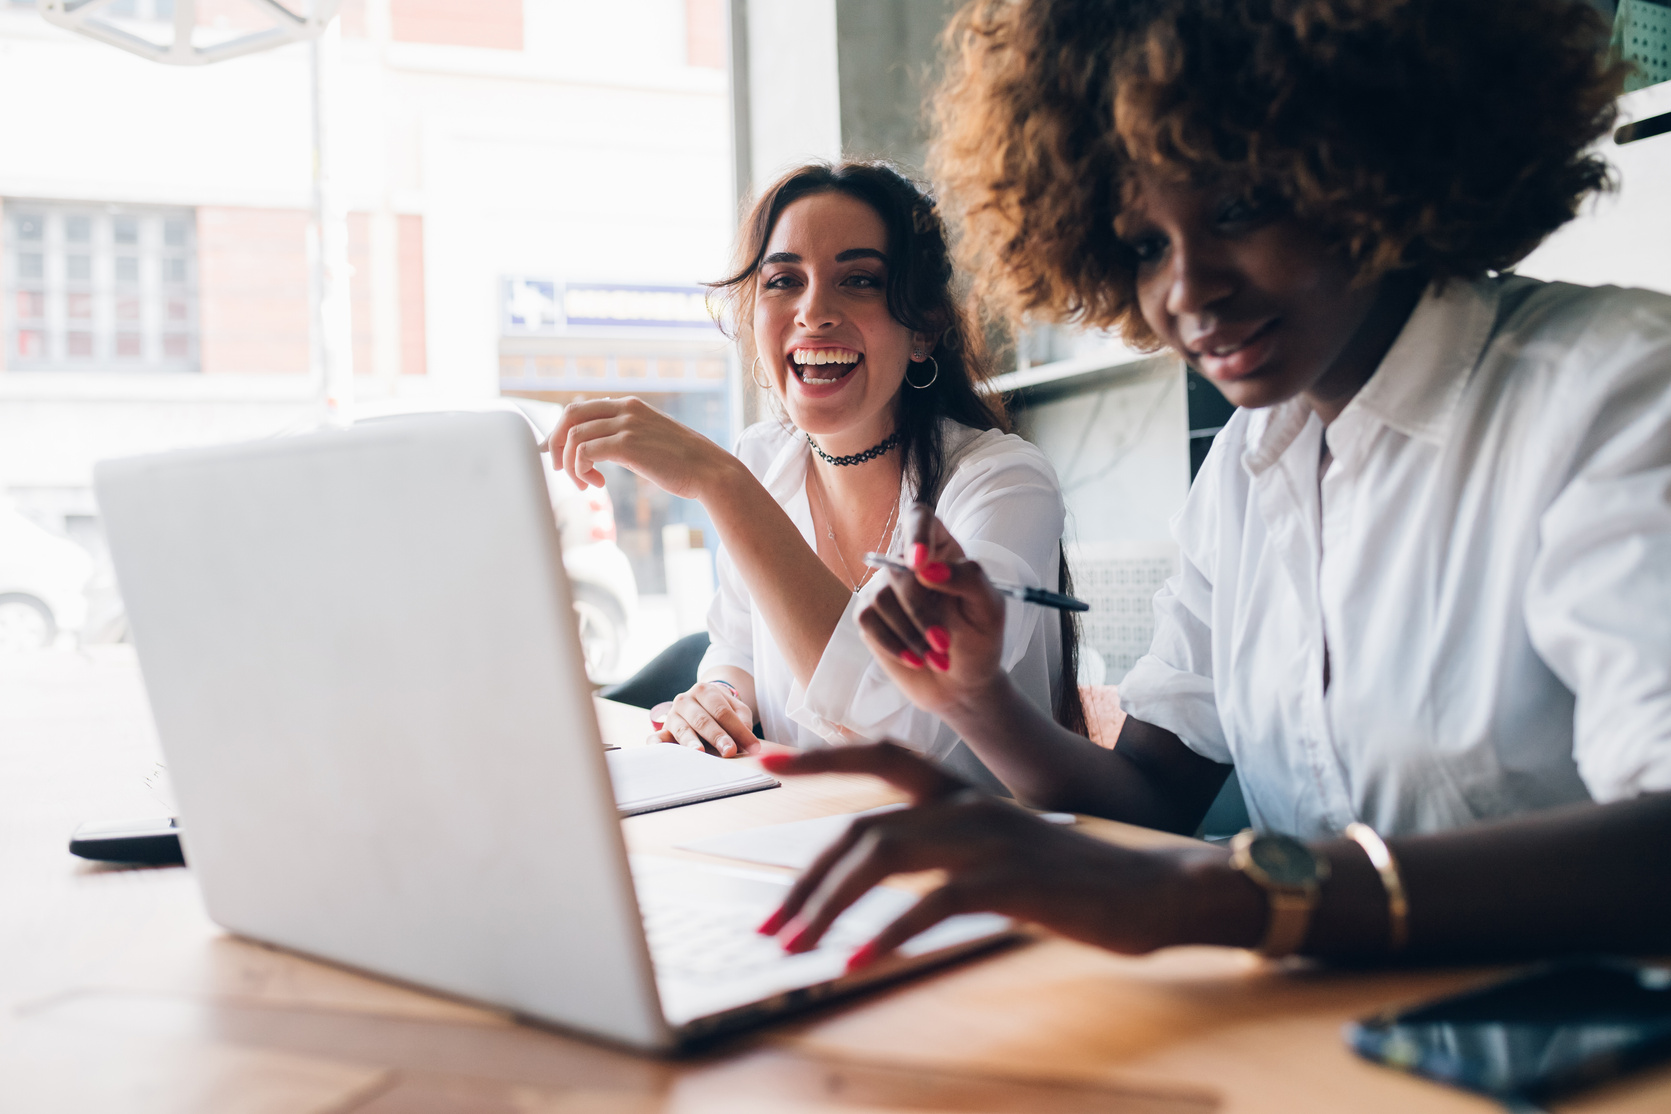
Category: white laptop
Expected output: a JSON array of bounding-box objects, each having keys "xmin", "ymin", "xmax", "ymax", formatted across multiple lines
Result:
[{"xmin": 94, "ymin": 410, "xmax": 1010, "ymax": 1050}]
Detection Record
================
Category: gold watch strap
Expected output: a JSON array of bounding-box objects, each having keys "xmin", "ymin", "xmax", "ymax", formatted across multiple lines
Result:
[{"xmin": 1260, "ymin": 889, "xmax": 1315, "ymax": 958}]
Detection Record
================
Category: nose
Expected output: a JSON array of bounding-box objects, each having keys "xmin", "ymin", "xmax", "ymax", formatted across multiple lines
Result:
[
  {"xmin": 794, "ymin": 277, "xmax": 841, "ymax": 331},
  {"xmin": 1163, "ymin": 237, "xmax": 1235, "ymax": 321}
]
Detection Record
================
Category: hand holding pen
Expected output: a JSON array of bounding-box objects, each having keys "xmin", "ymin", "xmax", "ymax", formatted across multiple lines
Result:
[
  {"xmin": 854, "ymin": 504, "xmax": 1059, "ymax": 694},
  {"xmin": 863, "ymin": 553, "xmax": 1088, "ymax": 612}
]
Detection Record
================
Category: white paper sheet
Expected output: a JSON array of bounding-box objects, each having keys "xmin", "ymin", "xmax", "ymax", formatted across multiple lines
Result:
[{"xmin": 678, "ymin": 804, "xmax": 1079, "ymax": 871}]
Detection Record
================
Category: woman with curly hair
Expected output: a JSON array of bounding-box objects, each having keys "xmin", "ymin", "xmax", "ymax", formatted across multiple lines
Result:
[
  {"xmin": 758, "ymin": 0, "xmax": 1671, "ymax": 967},
  {"xmin": 547, "ymin": 162, "xmax": 1079, "ymax": 782}
]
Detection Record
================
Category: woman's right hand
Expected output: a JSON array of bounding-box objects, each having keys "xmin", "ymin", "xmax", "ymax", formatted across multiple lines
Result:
[
  {"xmin": 856, "ymin": 504, "xmax": 1009, "ymax": 718},
  {"xmin": 543, "ymin": 396, "xmax": 733, "ymax": 502},
  {"xmin": 650, "ymin": 681, "xmax": 760, "ymax": 758}
]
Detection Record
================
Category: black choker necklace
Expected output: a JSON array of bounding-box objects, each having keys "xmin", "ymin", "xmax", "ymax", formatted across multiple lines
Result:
[{"xmin": 805, "ymin": 429, "xmax": 901, "ymax": 467}]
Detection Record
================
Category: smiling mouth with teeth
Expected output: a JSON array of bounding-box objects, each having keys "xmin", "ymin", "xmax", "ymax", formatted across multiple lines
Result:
[{"xmin": 791, "ymin": 348, "xmax": 862, "ymax": 385}]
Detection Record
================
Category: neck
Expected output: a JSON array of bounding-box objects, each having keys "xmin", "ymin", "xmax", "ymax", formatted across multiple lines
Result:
[{"xmin": 1304, "ymin": 270, "xmax": 1426, "ymax": 426}]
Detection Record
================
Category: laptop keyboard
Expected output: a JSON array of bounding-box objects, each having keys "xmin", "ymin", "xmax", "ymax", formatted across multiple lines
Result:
[{"xmin": 639, "ymin": 888, "xmax": 873, "ymax": 984}]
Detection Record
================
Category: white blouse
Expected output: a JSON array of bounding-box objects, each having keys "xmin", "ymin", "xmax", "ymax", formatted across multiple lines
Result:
[
  {"xmin": 1118, "ymin": 275, "xmax": 1671, "ymax": 839},
  {"xmin": 699, "ymin": 418, "xmax": 1066, "ymax": 777}
]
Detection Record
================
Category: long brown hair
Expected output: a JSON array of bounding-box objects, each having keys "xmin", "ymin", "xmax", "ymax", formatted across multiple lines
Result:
[{"xmin": 709, "ymin": 160, "xmax": 1086, "ymax": 736}]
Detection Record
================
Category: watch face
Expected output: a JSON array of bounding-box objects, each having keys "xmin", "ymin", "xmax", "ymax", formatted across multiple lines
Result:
[{"xmin": 1250, "ymin": 835, "xmax": 1319, "ymax": 886}]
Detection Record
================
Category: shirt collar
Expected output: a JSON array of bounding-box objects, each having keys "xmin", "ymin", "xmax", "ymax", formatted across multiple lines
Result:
[
  {"xmin": 1242, "ymin": 275, "xmax": 1501, "ymax": 473},
  {"xmin": 1343, "ymin": 274, "xmax": 1499, "ymax": 447}
]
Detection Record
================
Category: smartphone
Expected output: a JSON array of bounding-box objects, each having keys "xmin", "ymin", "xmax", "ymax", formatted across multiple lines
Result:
[
  {"xmin": 1348, "ymin": 958, "xmax": 1671, "ymax": 1104},
  {"xmin": 68, "ymin": 817, "xmax": 185, "ymax": 865}
]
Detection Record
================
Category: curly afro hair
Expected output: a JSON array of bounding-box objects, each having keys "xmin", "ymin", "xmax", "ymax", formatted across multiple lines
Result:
[{"xmin": 930, "ymin": 0, "xmax": 1625, "ymax": 346}]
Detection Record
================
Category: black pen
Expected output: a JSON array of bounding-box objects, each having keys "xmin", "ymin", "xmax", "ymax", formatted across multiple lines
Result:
[{"xmin": 864, "ymin": 552, "xmax": 1090, "ymax": 612}]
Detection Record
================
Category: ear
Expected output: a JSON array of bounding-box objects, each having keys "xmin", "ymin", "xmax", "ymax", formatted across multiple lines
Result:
[{"xmin": 909, "ymin": 331, "xmax": 940, "ymax": 360}]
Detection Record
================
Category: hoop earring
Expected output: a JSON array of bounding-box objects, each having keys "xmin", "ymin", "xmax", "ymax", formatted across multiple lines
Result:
[
  {"xmin": 906, "ymin": 355, "xmax": 938, "ymax": 390},
  {"xmin": 750, "ymin": 356, "xmax": 773, "ymax": 390}
]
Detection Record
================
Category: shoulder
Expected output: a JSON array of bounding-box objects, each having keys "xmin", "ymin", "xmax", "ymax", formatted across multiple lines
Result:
[
  {"xmin": 938, "ymin": 421, "xmax": 1061, "ymax": 493},
  {"xmin": 1473, "ymin": 277, "xmax": 1671, "ymax": 447},
  {"xmin": 1488, "ymin": 277, "xmax": 1671, "ymax": 386}
]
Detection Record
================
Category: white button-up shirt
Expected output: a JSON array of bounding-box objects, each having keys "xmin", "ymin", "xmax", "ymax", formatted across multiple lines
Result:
[
  {"xmin": 1118, "ymin": 275, "xmax": 1671, "ymax": 838},
  {"xmin": 700, "ymin": 418, "xmax": 1066, "ymax": 779}
]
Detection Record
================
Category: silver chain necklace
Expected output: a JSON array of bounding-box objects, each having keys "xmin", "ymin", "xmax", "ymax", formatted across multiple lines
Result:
[{"xmin": 809, "ymin": 469, "xmax": 900, "ymax": 592}]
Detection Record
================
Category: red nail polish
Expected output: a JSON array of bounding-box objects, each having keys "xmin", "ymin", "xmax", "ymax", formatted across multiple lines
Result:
[
  {"xmin": 926, "ymin": 650, "xmax": 950, "ymax": 672},
  {"xmin": 909, "ymin": 543, "xmax": 928, "ymax": 567},
  {"xmin": 921, "ymin": 562, "xmax": 951, "ymax": 584},
  {"xmin": 759, "ymin": 752, "xmax": 794, "ymax": 773},
  {"xmin": 782, "ymin": 924, "xmax": 815, "ymax": 953},
  {"xmin": 757, "ymin": 909, "xmax": 786, "ymax": 935},
  {"xmin": 898, "ymin": 649, "xmax": 925, "ymax": 669},
  {"xmin": 925, "ymin": 626, "xmax": 950, "ymax": 653},
  {"xmin": 845, "ymin": 941, "xmax": 879, "ymax": 973}
]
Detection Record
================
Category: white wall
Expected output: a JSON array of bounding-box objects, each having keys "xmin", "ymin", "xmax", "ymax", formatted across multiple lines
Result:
[{"xmin": 1517, "ymin": 82, "xmax": 1671, "ymax": 295}]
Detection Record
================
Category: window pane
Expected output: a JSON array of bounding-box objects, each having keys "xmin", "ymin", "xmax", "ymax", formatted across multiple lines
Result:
[
  {"xmin": 19, "ymin": 253, "xmax": 43, "ymax": 280},
  {"xmin": 16, "ymin": 215, "xmax": 42, "ymax": 241},
  {"xmin": 163, "ymin": 257, "xmax": 186, "ymax": 283},
  {"xmin": 163, "ymin": 219, "xmax": 186, "ymax": 247},
  {"xmin": 116, "ymin": 256, "xmax": 139, "ymax": 282},
  {"xmin": 116, "ymin": 296, "xmax": 141, "ymax": 321},
  {"xmin": 17, "ymin": 330, "xmax": 46, "ymax": 358},
  {"xmin": 66, "ymin": 217, "xmax": 91, "ymax": 243},
  {"xmin": 162, "ymin": 334, "xmax": 188, "ymax": 358},
  {"xmin": 114, "ymin": 218, "xmax": 138, "ymax": 245},
  {"xmin": 67, "ymin": 332, "xmax": 95, "ymax": 358},
  {"xmin": 116, "ymin": 333, "xmax": 142, "ymax": 358},
  {"xmin": 166, "ymin": 297, "xmax": 188, "ymax": 321},
  {"xmin": 16, "ymin": 291, "xmax": 45, "ymax": 320},
  {"xmin": 67, "ymin": 293, "xmax": 93, "ymax": 319},
  {"xmin": 67, "ymin": 254, "xmax": 92, "ymax": 282}
]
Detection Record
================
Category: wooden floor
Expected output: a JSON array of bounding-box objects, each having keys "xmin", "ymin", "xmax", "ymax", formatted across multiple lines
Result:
[{"xmin": 4, "ymin": 646, "xmax": 1667, "ymax": 1113}]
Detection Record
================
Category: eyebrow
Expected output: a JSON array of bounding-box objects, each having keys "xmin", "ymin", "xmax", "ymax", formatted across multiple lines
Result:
[{"xmin": 761, "ymin": 248, "xmax": 888, "ymax": 265}]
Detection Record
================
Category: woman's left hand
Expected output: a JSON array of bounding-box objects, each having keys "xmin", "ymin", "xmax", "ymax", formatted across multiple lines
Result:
[
  {"xmin": 651, "ymin": 681, "xmax": 761, "ymax": 758},
  {"xmin": 755, "ymin": 743, "xmax": 1200, "ymax": 968},
  {"xmin": 543, "ymin": 396, "xmax": 731, "ymax": 501},
  {"xmin": 857, "ymin": 505, "xmax": 1010, "ymax": 719}
]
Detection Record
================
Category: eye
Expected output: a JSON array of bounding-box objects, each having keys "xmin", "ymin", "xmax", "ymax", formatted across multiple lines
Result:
[
  {"xmin": 1119, "ymin": 233, "xmax": 1168, "ymax": 266},
  {"xmin": 762, "ymin": 271, "xmax": 800, "ymax": 290},
  {"xmin": 843, "ymin": 271, "xmax": 882, "ymax": 289},
  {"xmin": 1216, "ymin": 190, "xmax": 1279, "ymax": 227}
]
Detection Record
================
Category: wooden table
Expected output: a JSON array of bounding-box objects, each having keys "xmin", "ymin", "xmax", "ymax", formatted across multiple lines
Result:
[{"xmin": 4, "ymin": 647, "xmax": 1667, "ymax": 1113}]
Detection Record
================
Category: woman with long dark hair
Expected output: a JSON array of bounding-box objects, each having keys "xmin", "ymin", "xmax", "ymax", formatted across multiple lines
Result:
[{"xmin": 547, "ymin": 161, "xmax": 1081, "ymax": 780}]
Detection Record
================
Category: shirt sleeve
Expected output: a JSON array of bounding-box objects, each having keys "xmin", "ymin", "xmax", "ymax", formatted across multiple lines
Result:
[
  {"xmin": 1525, "ymin": 334, "xmax": 1671, "ymax": 802},
  {"xmin": 696, "ymin": 425, "xmax": 779, "ymax": 684},
  {"xmin": 1115, "ymin": 422, "xmax": 1237, "ymax": 764},
  {"xmin": 697, "ymin": 537, "xmax": 754, "ymax": 681},
  {"xmin": 787, "ymin": 436, "xmax": 1065, "ymax": 754}
]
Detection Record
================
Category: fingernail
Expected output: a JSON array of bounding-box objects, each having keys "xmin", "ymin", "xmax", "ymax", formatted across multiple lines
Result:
[
  {"xmin": 759, "ymin": 752, "xmax": 795, "ymax": 773},
  {"xmin": 925, "ymin": 626, "xmax": 950, "ymax": 653},
  {"xmin": 783, "ymin": 923, "xmax": 815, "ymax": 954},
  {"xmin": 898, "ymin": 649, "xmax": 925, "ymax": 669},
  {"xmin": 921, "ymin": 561, "xmax": 950, "ymax": 584},
  {"xmin": 758, "ymin": 908, "xmax": 787, "ymax": 935},
  {"xmin": 718, "ymin": 736, "xmax": 735, "ymax": 756},
  {"xmin": 909, "ymin": 543, "xmax": 928, "ymax": 567},
  {"xmin": 845, "ymin": 941, "xmax": 880, "ymax": 973},
  {"xmin": 926, "ymin": 650, "xmax": 950, "ymax": 672}
]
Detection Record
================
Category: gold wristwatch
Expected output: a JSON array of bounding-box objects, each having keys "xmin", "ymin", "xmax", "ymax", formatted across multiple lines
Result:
[{"xmin": 1229, "ymin": 829, "xmax": 1331, "ymax": 958}]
